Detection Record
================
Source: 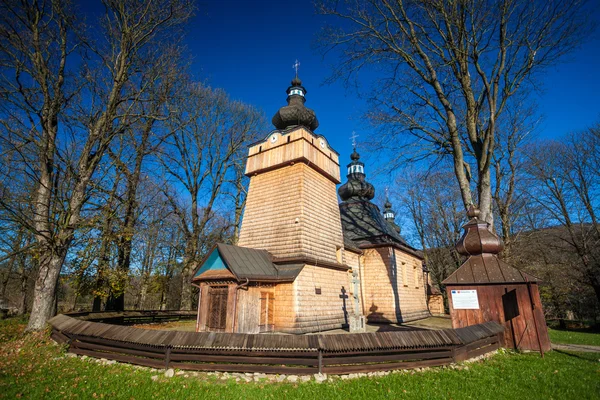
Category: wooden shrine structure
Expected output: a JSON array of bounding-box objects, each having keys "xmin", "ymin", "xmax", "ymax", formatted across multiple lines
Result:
[{"xmin": 443, "ymin": 208, "xmax": 551, "ymax": 353}]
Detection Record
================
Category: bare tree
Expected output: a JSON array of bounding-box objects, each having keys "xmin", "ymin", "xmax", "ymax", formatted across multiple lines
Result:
[
  {"xmin": 492, "ymin": 98, "xmax": 537, "ymax": 256},
  {"xmin": 394, "ymin": 169, "xmax": 464, "ymax": 307},
  {"xmin": 317, "ymin": 0, "xmax": 590, "ymax": 225},
  {"xmin": 160, "ymin": 84, "xmax": 263, "ymax": 310},
  {"xmin": 103, "ymin": 56, "xmax": 180, "ymax": 311},
  {"xmin": 0, "ymin": 0, "xmax": 193, "ymax": 330},
  {"xmin": 524, "ymin": 128, "xmax": 600, "ymax": 303}
]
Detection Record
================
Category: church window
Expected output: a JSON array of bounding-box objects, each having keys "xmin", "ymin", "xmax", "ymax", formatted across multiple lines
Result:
[
  {"xmin": 414, "ymin": 265, "xmax": 419, "ymax": 289},
  {"xmin": 315, "ymin": 287, "xmax": 322, "ymax": 295},
  {"xmin": 402, "ymin": 260, "xmax": 408, "ymax": 287}
]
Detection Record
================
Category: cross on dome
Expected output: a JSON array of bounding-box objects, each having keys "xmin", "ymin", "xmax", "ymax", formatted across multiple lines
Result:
[
  {"xmin": 350, "ymin": 131, "xmax": 359, "ymax": 148},
  {"xmin": 292, "ymin": 59, "xmax": 300, "ymax": 77}
]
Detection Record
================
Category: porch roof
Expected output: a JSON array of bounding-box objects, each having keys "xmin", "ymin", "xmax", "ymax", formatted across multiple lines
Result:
[{"xmin": 192, "ymin": 243, "xmax": 304, "ymax": 283}]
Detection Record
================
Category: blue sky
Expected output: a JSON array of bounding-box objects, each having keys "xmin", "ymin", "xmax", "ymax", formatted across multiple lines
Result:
[
  {"xmin": 70, "ymin": 1, "xmax": 600, "ymax": 247},
  {"xmin": 77, "ymin": 0, "xmax": 600, "ymax": 193},
  {"xmin": 186, "ymin": 1, "xmax": 600, "ymax": 169}
]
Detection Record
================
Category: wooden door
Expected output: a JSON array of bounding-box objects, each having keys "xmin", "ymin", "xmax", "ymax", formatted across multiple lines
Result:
[{"xmin": 207, "ymin": 287, "xmax": 228, "ymax": 331}]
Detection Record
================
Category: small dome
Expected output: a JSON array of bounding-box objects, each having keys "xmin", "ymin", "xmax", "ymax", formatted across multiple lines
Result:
[
  {"xmin": 338, "ymin": 149, "xmax": 375, "ymax": 201},
  {"xmin": 383, "ymin": 197, "xmax": 400, "ymax": 233},
  {"xmin": 291, "ymin": 76, "xmax": 302, "ymax": 87},
  {"xmin": 455, "ymin": 207, "xmax": 504, "ymax": 256}
]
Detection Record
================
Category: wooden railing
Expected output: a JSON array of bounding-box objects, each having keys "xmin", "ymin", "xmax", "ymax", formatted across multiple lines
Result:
[{"xmin": 49, "ymin": 312, "xmax": 503, "ymax": 374}]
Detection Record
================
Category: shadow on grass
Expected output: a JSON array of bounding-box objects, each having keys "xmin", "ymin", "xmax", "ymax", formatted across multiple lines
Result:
[{"xmin": 553, "ymin": 349, "xmax": 600, "ymax": 363}]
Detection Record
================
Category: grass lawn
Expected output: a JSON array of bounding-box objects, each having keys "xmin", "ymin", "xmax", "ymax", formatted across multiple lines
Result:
[
  {"xmin": 1, "ymin": 317, "xmax": 599, "ymax": 399},
  {"xmin": 549, "ymin": 328, "xmax": 600, "ymax": 347}
]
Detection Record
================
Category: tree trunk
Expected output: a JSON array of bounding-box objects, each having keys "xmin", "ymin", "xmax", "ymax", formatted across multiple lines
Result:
[
  {"xmin": 92, "ymin": 289, "xmax": 103, "ymax": 312},
  {"xmin": 109, "ymin": 118, "xmax": 154, "ymax": 311},
  {"xmin": 19, "ymin": 274, "xmax": 28, "ymax": 316},
  {"xmin": 26, "ymin": 245, "xmax": 67, "ymax": 330},
  {"xmin": 137, "ymin": 276, "xmax": 148, "ymax": 310},
  {"xmin": 71, "ymin": 290, "xmax": 79, "ymax": 312},
  {"xmin": 179, "ymin": 255, "xmax": 194, "ymax": 310},
  {"xmin": 477, "ymin": 167, "xmax": 494, "ymax": 227},
  {"xmin": 0, "ymin": 261, "xmax": 14, "ymax": 299}
]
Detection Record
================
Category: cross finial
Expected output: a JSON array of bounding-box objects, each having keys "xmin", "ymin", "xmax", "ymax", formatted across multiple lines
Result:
[
  {"xmin": 350, "ymin": 131, "xmax": 359, "ymax": 148},
  {"xmin": 385, "ymin": 186, "xmax": 389, "ymax": 198},
  {"xmin": 292, "ymin": 59, "xmax": 300, "ymax": 77}
]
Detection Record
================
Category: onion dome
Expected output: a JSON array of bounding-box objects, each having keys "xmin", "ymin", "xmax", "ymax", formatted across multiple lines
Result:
[
  {"xmin": 383, "ymin": 199, "xmax": 394, "ymax": 220},
  {"xmin": 455, "ymin": 206, "xmax": 504, "ymax": 256},
  {"xmin": 338, "ymin": 149, "xmax": 375, "ymax": 201},
  {"xmin": 271, "ymin": 76, "xmax": 319, "ymax": 131},
  {"xmin": 383, "ymin": 198, "xmax": 401, "ymax": 234}
]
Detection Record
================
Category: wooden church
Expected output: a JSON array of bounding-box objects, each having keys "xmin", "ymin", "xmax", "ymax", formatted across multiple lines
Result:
[{"xmin": 191, "ymin": 76, "xmax": 429, "ymax": 333}]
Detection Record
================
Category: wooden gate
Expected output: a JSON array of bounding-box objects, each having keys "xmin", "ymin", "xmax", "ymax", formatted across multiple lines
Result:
[{"xmin": 207, "ymin": 287, "xmax": 228, "ymax": 331}]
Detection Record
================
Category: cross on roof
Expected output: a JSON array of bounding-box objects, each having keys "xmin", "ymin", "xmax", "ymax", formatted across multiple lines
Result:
[
  {"xmin": 350, "ymin": 131, "xmax": 359, "ymax": 148},
  {"xmin": 292, "ymin": 59, "xmax": 300, "ymax": 77}
]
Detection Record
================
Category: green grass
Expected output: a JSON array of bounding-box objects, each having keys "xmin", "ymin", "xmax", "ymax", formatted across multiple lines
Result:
[
  {"xmin": 1, "ymin": 317, "xmax": 599, "ymax": 399},
  {"xmin": 549, "ymin": 328, "xmax": 600, "ymax": 347}
]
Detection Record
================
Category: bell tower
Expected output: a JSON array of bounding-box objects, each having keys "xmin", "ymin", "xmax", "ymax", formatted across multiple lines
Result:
[{"xmin": 237, "ymin": 76, "xmax": 345, "ymax": 265}]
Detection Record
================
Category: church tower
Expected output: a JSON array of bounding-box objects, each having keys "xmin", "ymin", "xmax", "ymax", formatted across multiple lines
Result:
[{"xmin": 238, "ymin": 76, "xmax": 345, "ymax": 265}]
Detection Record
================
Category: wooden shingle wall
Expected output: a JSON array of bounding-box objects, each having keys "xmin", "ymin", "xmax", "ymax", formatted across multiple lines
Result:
[
  {"xmin": 344, "ymin": 250, "xmax": 360, "ymax": 270},
  {"xmin": 273, "ymin": 282, "xmax": 295, "ymax": 330},
  {"xmin": 238, "ymin": 164, "xmax": 304, "ymax": 258},
  {"xmin": 275, "ymin": 264, "xmax": 350, "ymax": 333},
  {"xmin": 299, "ymin": 165, "xmax": 345, "ymax": 264},
  {"xmin": 238, "ymin": 163, "xmax": 344, "ymax": 265},
  {"xmin": 361, "ymin": 248, "xmax": 429, "ymax": 323},
  {"xmin": 245, "ymin": 128, "xmax": 340, "ymax": 183}
]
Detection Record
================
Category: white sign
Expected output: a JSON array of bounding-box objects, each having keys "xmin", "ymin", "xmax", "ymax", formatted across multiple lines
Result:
[{"xmin": 451, "ymin": 289, "xmax": 480, "ymax": 310}]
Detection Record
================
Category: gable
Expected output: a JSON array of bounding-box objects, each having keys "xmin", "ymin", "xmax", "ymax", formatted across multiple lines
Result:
[{"xmin": 193, "ymin": 248, "xmax": 230, "ymax": 279}]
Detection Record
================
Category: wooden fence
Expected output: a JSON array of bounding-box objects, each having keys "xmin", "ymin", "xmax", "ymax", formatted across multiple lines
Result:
[{"xmin": 49, "ymin": 312, "xmax": 504, "ymax": 374}]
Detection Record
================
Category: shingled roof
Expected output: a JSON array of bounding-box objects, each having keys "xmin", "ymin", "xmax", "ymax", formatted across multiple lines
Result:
[
  {"xmin": 442, "ymin": 254, "xmax": 539, "ymax": 285},
  {"xmin": 192, "ymin": 243, "xmax": 304, "ymax": 282},
  {"xmin": 339, "ymin": 200, "xmax": 419, "ymax": 256}
]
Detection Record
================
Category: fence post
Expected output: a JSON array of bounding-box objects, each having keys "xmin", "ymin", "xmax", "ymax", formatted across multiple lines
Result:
[
  {"xmin": 452, "ymin": 345, "xmax": 468, "ymax": 362},
  {"xmin": 318, "ymin": 350, "xmax": 323, "ymax": 374},
  {"xmin": 165, "ymin": 345, "xmax": 172, "ymax": 370}
]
